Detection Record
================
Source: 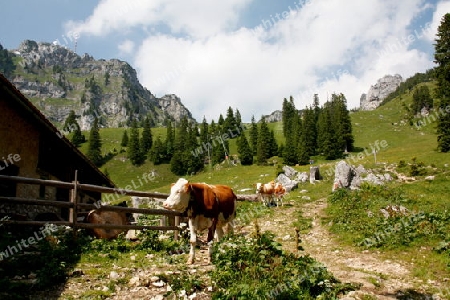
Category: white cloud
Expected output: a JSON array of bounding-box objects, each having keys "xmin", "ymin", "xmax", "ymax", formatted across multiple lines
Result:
[
  {"xmin": 424, "ymin": 0, "xmax": 450, "ymax": 42},
  {"xmin": 118, "ymin": 40, "xmax": 135, "ymax": 55},
  {"xmin": 65, "ymin": 0, "xmax": 252, "ymax": 39},
  {"xmin": 133, "ymin": 0, "xmax": 434, "ymax": 122},
  {"xmin": 68, "ymin": 0, "xmax": 437, "ymax": 122}
]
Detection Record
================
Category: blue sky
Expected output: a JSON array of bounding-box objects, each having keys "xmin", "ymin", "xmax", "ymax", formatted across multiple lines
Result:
[{"xmin": 1, "ymin": 0, "xmax": 449, "ymax": 122}]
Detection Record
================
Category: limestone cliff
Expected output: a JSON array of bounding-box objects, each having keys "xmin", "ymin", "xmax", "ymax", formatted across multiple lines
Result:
[
  {"xmin": 360, "ymin": 74, "xmax": 403, "ymax": 111},
  {"xmin": 8, "ymin": 40, "xmax": 195, "ymax": 130}
]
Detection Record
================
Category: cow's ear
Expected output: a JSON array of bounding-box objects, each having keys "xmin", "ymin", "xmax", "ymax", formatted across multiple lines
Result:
[
  {"xmin": 170, "ymin": 183, "xmax": 175, "ymax": 187},
  {"xmin": 182, "ymin": 182, "xmax": 190, "ymax": 193}
]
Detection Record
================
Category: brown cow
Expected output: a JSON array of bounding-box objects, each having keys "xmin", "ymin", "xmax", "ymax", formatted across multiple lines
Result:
[
  {"xmin": 162, "ymin": 178, "xmax": 237, "ymax": 264},
  {"xmin": 273, "ymin": 182, "xmax": 286, "ymax": 206},
  {"xmin": 255, "ymin": 180, "xmax": 276, "ymax": 206}
]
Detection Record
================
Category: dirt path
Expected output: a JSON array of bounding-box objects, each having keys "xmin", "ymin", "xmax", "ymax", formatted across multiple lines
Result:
[{"xmin": 248, "ymin": 198, "xmax": 442, "ymax": 300}]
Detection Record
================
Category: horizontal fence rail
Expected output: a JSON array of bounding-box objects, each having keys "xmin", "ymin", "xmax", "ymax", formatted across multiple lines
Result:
[{"xmin": 0, "ymin": 174, "xmax": 259, "ymax": 237}]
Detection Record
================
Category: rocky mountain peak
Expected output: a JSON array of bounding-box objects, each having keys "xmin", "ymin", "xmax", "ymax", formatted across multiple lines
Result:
[
  {"xmin": 360, "ymin": 74, "xmax": 403, "ymax": 110},
  {"xmin": 8, "ymin": 40, "xmax": 195, "ymax": 130}
]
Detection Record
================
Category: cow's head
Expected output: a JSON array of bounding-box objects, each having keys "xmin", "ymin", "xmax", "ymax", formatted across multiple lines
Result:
[{"xmin": 162, "ymin": 178, "xmax": 191, "ymax": 212}]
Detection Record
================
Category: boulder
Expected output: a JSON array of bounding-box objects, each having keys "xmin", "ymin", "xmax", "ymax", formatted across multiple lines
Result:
[
  {"xmin": 295, "ymin": 172, "xmax": 309, "ymax": 183},
  {"xmin": 276, "ymin": 173, "xmax": 298, "ymax": 192},
  {"xmin": 282, "ymin": 165, "xmax": 298, "ymax": 179}
]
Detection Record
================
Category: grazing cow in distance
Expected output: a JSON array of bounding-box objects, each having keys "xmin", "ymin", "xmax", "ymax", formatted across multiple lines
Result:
[
  {"xmin": 256, "ymin": 181, "xmax": 276, "ymax": 207},
  {"xmin": 162, "ymin": 178, "xmax": 237, "ymax": 264},
  {"xmin": 273, "ymin": 182, "xmax": 286, "ymax": 207}
]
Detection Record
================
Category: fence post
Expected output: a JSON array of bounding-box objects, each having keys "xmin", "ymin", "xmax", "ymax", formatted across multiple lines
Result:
[
  {"xmin": 70, "ymin": 170, "xmax": 79, "ymax": 239},
  {"xmin": 174, "ymin": 216, "xmax": 180, "ymax": 241}
]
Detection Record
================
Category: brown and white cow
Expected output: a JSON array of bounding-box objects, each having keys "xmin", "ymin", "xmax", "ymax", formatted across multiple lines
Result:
[
  {"xmin": 162, "ymin": 178, "xmax": 237, "ymax": 264},
  {"xmin": 255, "ymin": 180, "xmax": 276, "ymax": 206},
  {"xmin": 273, "ymin": 182, "xmax": 286, "ymax": 207}
]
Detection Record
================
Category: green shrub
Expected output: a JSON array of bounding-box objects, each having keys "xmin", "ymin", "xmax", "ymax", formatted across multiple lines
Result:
[{"xmin": 210, "ymin": 231, "xmax": 357, "ymax": 299}]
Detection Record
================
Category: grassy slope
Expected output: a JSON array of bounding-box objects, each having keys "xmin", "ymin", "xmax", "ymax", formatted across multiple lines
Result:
[{"xmin": 72, "ymin": 82, "xmax": 450, "ymax": 195}]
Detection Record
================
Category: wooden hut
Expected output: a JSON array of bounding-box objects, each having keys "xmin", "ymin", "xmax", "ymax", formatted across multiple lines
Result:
[{"xmin": 0, "ymin": 73, "xmax": 115, "ymax": 221}]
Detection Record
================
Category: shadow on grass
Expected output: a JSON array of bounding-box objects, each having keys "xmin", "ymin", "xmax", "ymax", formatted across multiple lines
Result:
[{"xmin": 0, "ymin": 225, "xmax": 89, "ymax": 300}]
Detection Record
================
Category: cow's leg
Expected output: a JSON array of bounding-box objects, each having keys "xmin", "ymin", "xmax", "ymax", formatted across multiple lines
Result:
[
  {"xmin": 206, "ymin": 219, "xmax": 218, "ymax": 264},
  {"xmin": 187, "ymin": 218, "xmax": 197, "ymax": 264}
]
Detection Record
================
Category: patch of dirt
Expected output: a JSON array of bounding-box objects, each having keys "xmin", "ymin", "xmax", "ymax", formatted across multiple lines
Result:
[{"xmin": 244, "ymin": 198, "xmax": 447, "ymax": 300}]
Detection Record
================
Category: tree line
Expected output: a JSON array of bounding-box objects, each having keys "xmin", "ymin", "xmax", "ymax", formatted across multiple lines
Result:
[{"xmin": 279, "ymin": 93, "xmax": 354, "ymax": 165}]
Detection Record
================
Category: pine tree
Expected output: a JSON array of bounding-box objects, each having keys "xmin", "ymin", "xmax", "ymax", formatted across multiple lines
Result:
[
  {"xmin": 223, "ymin": 106, "xmax": 236, "ymax": 134},
  {"xmin": 282, "ymin": 96, "xmax": 297, "ymax": 138},
  {"xmin": 302, "ymin": 106, "xmax": 317, "ymax": 156},
  {"xmin": 296, "ymin": 117, "xmax": 310, "ymax": 165},
  {"xmin": 235, "ymin": 109, "xmax": 242, "ymax": 129},
  {"xmin": 283, "ymin": 133, "xmax": 297, "ymax": 165},
  {"xmin": 121, "ymin": 130, "xmax": 129, "ymax": 147},
  {"xmin": 434, "ymin": 13, "xmax": 450, "ymax": 152},
  {"xmin": 331, "ymin": 93, "xmax": 354, "ymax": 152},
  {"xmin": 72, "ymin": 127, "xmax": 86, "ymax": 147},
  {"xmin": 141, "ymin": 116, "xmax": 153, "ymax": 153},
  {"xmin": 317, "ymin": 106, "xmax": 338, "ymax": 160},
  {"xmin": 411, "ymin": 85, "xmax": 433, "ymax": 115},
  {"xmin": 164, "ymin": 121, "xmax": 175, "ymax": 162},
  {"xmin": 149, "ymin": 135, "xmax": 165, "ymax": 165},
  {"xmin": 185, "ymin": 123, "xmax": 203, "ymax": 173},
  {"xmin": 200, "ymin": 117, "xmax": 209, "ymax": 147},
  {"xmin": 128, "ymin": 119, "xmax": 144, "ymax": 165},
  {"xmin": 256, "ymin": 117, "xmax": 271, "ymax": 164},
  {"xmin": 237, "ymin": 134, "xmax": 253, "ymax": 165},
  {"xmin": 0, "ymin": 44, "xmax": 16, "ymax": 78},
  {"xmin": 249, "ymin": 116, "xmax": 258, "ymax": 155},
  {"xmin": 63, "ymin": 110, "xmax": 85, "ymax": 147},
  {"xmin": 87, "ymin": 117, "xmax": 103, "ymax": 166}
]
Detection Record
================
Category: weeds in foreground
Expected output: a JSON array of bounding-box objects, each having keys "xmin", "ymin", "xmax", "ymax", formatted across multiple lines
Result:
[{"xmin": 209, "ymin": 230, "xmax": 358, "ymax": 299}]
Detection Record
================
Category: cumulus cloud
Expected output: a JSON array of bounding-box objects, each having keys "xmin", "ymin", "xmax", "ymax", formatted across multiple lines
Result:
[
  {"xmin": 67, "ymin": 0, "xmax": 438, "ymax": 122},
  {"xmin": 65, "ymin": 0, "xmax": 252, "ymax": 39},
  {"xmin": 118, "ymin": 40, "xmax": 135, "ymax": 55},
  {"xmin": 424, "ymin": 0, "xmax": 450, "ymax": 42}
]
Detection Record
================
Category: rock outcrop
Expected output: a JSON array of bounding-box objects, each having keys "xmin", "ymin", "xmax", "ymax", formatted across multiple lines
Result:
[
  {"xmin": 262, "ymin": 110, "xmax": 282, "ymax": 123},
  {"xmin": 8, "ymin": 40, "xmax": 195, "ymax": 130},
  {"xmin": 360, "ymin": 74, "xmax": 403, "ymax": 110},
  {"xmin": 332, "ymin": 161, "xmax": 393, "ymax": 191}
]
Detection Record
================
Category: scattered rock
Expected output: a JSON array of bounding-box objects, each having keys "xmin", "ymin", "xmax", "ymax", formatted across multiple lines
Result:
[{"xmin": 110, "ymin": 271, "xmax": 119, "ymax": 279}]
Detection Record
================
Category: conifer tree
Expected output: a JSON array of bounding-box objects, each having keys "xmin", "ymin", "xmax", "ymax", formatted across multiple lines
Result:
[
  {"xmin": 149, "ymin": 135, "xmax": 165, "ymax": 165},
  {"xmin": 268, "ymin": 129, "xmax": 278, "ymax": 158},
  {"xmin": 185, "ymin": 122, "xmax": 203, "ymax": 173},
  {"xmin": 282, "ymin": 96, "xmax": 296, "ymax": 138},
  {"xmin": 302, "ymin": 106, "xmax": 317, "ymax": 156},
  {"xmin": 235, "ymin": 109, "xmax": 242, "ymax": 129},
  {"xmin": 411, "ymin": 85, "xmax": 433, "ymax": 115},
  {"xmin": 72, "ymin": 126, "xmax": 86, "ymax": 147},
  {"xmin": 317, "ymin": 106, "xmax": 338, "ymax": 160},
  {"xmin": 434, "ymin": 13, "xmax": 450, "ymax": 152},
  {"xmin": 223, "ymin": 106, "xmax": 236, "ymax": 134},
  {"xmin": 200, "ymin": 117, "xmax": 209, "ymax": 147},
  {"xmin": 283, "ymin": 132, "xmax": 297, "ymax": 165},
  {"xmin": 128, "ymin": 119, "xmax": 144, "ymax": 165},
  {"xmin": 296, "ymin": 130, "xmax": 310, "ymax": 165},
  {"xmin": 87, "ymin": 117, "xmax": 103, "ymax": 166},
  {"xmin": 121, "ymin": 130, "xmax": 129, "ymax": 147},
  {"xmin": 249, "ymin": 116, "xmax": 258, "ymax": 155},
  {"xmin": 256, "ymin": 117, "xmax": 271, "ymax": 164},
  {"xmin": 63, "ymin": 110, "xmax": 85, "ymax": 147},
  {"xmin": 141, "ymin": 116, "xmax": 153, "ymax": 154},
  {"xmin": 237, "ymin": 133, "xmax": 253, "ymax": 165},
  {"xmin": 164, "ymin": 121, "xmax": 175, "ymax": 162}
]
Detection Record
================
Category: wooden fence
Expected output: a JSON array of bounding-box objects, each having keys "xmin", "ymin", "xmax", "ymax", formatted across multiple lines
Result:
[{"xmin": 0, "ymin": 173, "xmax": 258, "ymax": 239}]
